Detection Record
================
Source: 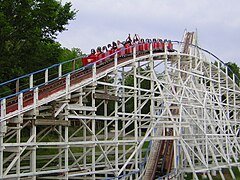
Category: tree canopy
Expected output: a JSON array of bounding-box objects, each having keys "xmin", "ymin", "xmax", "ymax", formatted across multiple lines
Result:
[
  {"xmin": 226, "ymin": 62, "xmax": 240, "ymax": 84},
  {"xmin": 0, "ymin": 0, "xmax": 77, "ymax": 83}
]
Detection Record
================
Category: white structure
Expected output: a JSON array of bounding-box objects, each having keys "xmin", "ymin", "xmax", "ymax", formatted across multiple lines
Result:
[{"xmin": 0, "ymin": 32, "xmax": 239, "ymax": 179}]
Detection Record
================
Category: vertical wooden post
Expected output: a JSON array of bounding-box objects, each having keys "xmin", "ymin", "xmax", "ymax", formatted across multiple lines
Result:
[
  {"xmin": 45, "ymin": 69, "xmax": 48, "ymax": 83},
  {"xmin": 59, "ymin": 64, "xmax": 62, "ymax": 78},
  {"xmin": 29, "ymin": 74, "xmax": 33, "ymax": 89}
]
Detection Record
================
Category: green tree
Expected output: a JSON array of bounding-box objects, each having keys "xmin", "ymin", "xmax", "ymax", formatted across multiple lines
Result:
[
  {"xmin": 59, "ymin": 48, "xmax": 83, "ymax": 62},
  {"xmin": 59, "ymin": 47, "xmax": 83, "ymax": 74},
  {"xmin": 0, "ymin": 0, "xmax": 76, "ymax": 83},
  {"xmin": 226, "ymin": 62, "xmax": 240, "ymax": 84},
  {"xmin": 214, "ymin": 61, "xmax": 240, "ymax": 85}
]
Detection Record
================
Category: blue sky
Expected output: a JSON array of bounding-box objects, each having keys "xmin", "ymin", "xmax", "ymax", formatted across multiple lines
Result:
[{"xmin": 57, "ymin": 0, "xmax": 240, "ymax": 65}]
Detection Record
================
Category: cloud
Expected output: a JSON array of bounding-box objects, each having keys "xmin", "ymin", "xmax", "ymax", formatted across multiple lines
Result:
[{"xmin": 58, "ymin": 0, "xmax": 240, "ymax": 64}]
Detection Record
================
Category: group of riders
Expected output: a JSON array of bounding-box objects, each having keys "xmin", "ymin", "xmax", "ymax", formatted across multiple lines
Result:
[{"xmin": 91, "ymin": 34, "xmax": 173, "ymax": 56}]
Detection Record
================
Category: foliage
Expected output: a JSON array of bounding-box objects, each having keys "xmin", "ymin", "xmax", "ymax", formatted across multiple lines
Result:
[
  {"xmin": 59, "ymin": 47, "xmax": 83, "ymax": 73},
  {"xmin": 59, "ymin": 47, "xmax": 82, "ymax": 62},
  {"xmin": 214, "ymin": 61, "xmax": 240, "ymax": 85},
  {"xmin": 0, "ymin": 0, "xmax": 77, "ymax": 84},
  {"xmin": 226, "ymin": 62, "xmax": 240, "ymax": 84},
  {"xmin": 124, "ymin": 67, "xmax": 151, "ymax": 114}
]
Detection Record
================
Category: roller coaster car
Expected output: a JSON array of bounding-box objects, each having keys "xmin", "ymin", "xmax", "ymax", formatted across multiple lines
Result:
[
  {"xmin": 82, "ymin": 50, "xmax": 116, "ymax": 66},
  {"xmin": 153, "ymin": 42, "xmax": 164, "ymax": 52},
  {"xmin": 97, "ymin": 53, "xmax": 106, "ymax": 64},
  {"xmin": 144, "ymin": 43, "xmax": 150, "ymax": 51},
  {"xmin": 167, "ymin": 41, "xmax": 175, "ymax": 52},
  {"xmin": 139, "ymin": 43, "xmax": 150, "ymax": 52},
  {"xmin": 135, "ymin": 45, "xmax": 140, "ymax": 52},
  {"xmin": 108, "ymin": 49, "xmax": 115, "ymax": 59},
  {"xmin": 125, "ymin": 46, "xmax": 133, "ymax": 55},
  {"xmin": 117, "ymin": 48, "xmax": 125, "ymax": 57},
  {"xmin": 82, "ymin": 55, "xmax": 97, "ymax": 66},
  {"xmin": 139, "ymin": 43, "xmax": 144, "ymax": 51},
  {"xmin": 152, "ymin": 42, "xmax": 158, "ymax": 49}
]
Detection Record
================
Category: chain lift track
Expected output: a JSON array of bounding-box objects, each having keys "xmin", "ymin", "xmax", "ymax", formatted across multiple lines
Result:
[{"xmin": 0, "ymin": 32, "xmax": 240, "ymax": 180}]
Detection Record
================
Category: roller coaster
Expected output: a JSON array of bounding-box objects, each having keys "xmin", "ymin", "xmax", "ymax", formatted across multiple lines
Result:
[{"xmin": 0, "ymin": 31, "xmax": 239, "ymax": 180}]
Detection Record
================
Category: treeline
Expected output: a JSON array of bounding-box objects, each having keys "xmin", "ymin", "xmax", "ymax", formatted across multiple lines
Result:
[
  {"xmin": 214, "ymin": 61, "xmax": 240, "ymax": 84},
  {"xmin": 0, "ymin": 0, "xmax": 80, "ymax": 84},
  {"xmin": 225, "ymin": 62, "xmax": 240, "ymax": 84}
]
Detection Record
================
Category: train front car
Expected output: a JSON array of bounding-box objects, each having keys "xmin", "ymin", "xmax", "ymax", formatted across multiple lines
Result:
[{"xmin": 82, "ymin": 55, "xmax": 97, "ymax": 66}]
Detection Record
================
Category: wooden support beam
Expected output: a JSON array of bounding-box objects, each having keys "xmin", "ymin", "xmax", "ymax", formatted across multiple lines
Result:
[
  {"xmin": 94, "ymin": 93, "xmax": 119, "ymax": 101},
  {"xmin": 68, "ymin": 104, "xmax": 96, "ymax": 111},
  {"xmin": 34, "ymin": 119, "xmax": 70, "ymax": 126}
]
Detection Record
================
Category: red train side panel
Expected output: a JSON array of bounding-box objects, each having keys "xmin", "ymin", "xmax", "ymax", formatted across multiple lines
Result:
[
  {"xmin": 125, "ymin": 46, "xmax": 133, "ymax": 54},
  {"xmin": 117, "ymin": 48, "xmax": 125, "ymax": 57},
  {"xmin": 167, "ymin": 42, "xmax": 174, "ymax": 52},
  {"xmin": 144, "ymin": 43, "xmax": 150, "ymax": 51},
  {"xmin": 82, "ymin": 55, "xmax": 97, "ymax": 66},
  {"xmin": 139, "ymin": 43, "xmax": 144, "ymax": 51},
  {"xmin": 97, "ymin": 53, "xmax": 106, "ymax": 64}
]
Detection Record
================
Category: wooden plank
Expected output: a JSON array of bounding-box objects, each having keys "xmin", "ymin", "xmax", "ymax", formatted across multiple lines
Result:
[
  {"xmin": 94, "ymin": 93, "xmax": 119, "ymax": 101},
  {"xmin": 4, "ymin": 147, "xmax": 22, "ymax": 153},
  {"xmin": 35, "ymin": 119, "xmax": 70, "ymax": 126},
  {"xmin": 68, "ymin": 104, "xmax": 96, "ymax": 111},
  {"xmin": 68, "ymin": 115, "xmax": 113, "ymax": 121}
]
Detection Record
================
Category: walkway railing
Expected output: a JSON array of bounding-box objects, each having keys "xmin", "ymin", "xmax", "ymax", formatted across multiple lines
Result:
[
  {"xmin": 0, "ymin": 56, "xmax": 84, "ymax": 99},
  {"xmin": 0, "ymin": 46, "xmax": 130, "ymax": 121}
]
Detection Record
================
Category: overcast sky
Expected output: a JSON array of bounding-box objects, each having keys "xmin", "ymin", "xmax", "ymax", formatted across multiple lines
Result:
[{"xmin": 57, "ymin": 0, "xmax": 240, "ymax": 65}]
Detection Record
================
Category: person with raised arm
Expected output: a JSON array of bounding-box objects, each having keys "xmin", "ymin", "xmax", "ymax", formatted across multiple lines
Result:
[{"xmin": 126, "ymin": 34, "xmax": 132, "ymax": 45}]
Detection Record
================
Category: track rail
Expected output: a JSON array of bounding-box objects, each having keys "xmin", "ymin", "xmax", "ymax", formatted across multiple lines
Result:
[
  {"xmin": 1, "ymin": 36, "xmax": 240, "ymax": 179},
  {"xmin": 182, "ymin": 32, "xmax": 194, "ymax": 54},
  {"xmin": 1, "ymin": 38, "xmax": 239, "ymax": 122},
  {"xmin": 0, "ymin": 44, "xmax": 165, "ymax": 121}
]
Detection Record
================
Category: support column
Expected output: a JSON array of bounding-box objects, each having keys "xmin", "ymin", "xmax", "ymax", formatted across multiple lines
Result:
[
  {"xmin": 17, "ymin": 93, "xmax": 23, "ymax": 179},
  {"xmin": 30, "ymin": 120, "xmax": 36, "ymax": 180},
  {"xmin": 0, "ymin": 99, "xmax": 6, "ymax": 179},
  {"xmin": 81, "ymin": 88, "xmax": 87, "ymax": 171},
  {"xmin": 114, "ymin": 58, "xmax": 119, "ymax": 175},
  {"xmin": 149, "ymin": 43, "xmax": 154, "ymax": 135},
  {"xmin": 225, "ymin": 66, "xmax": 230, "ymax": 163},
  {"xmin": 0, "ymin": 132, "xmax": 3, "ymax": 179},
  {"xmin": 176, "ymin": 54, "xmax": 181, "ymax": 174},
  {"xmin": 91, "ymin": 63, "xmax": 97, "ymax": 178},
  {"xmin": 92, "ymin": 85, "xmax": 96, "ymax": 179},
  {"xmin": 65, "ymin": 75, "xmax": 70, "ymax": 179},
  {"xmin": 16, "ymin": 126, "xmax": 21, "ymax": 179},
  {"xmin": 133, "ymin": 46, "xmax": 138, "ymax": 178},
  {"xmin": 137, "ymin": 61, "xmax": 142, "ymax": 171},
  {"xmin": 104, "ymin": 97, "xmax": 108, "ymax": 178},
  {"xmin": 64, "ymin": 106, "xmax": 69, "ymax": 179},
  {"xmin": 32, "ymin": 87, "xmax": 38, "ymax": 180},
  {"xmin": 58, "ymin": 125, "xmax": 63, "ymax": 170},
  {"xmin": 233, "ymin": 75, "xmax": 237, "ymax": 137},
  {"xmin": 121, "ymin": 66, "xmax": 126, "ymax": 178}
]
